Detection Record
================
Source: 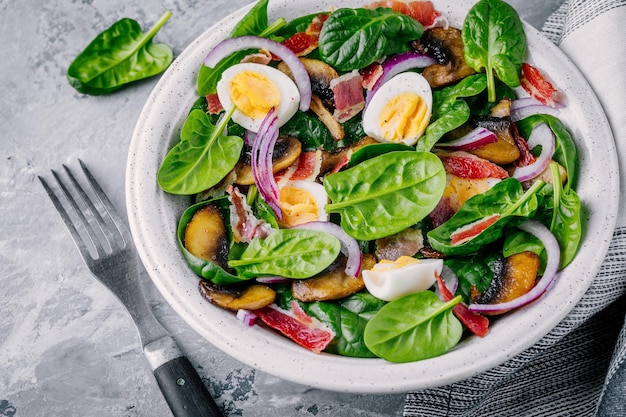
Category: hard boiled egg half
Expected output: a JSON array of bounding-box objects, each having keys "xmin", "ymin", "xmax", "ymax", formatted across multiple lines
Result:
[
  {"xmin": 217, "ymin": 63, "xmax": 300, "ymax": 132},
  {"xmin": 277, "ymin": 180, "xmax": 329, "ymax": 228},
  {"xmin": 362, "ymin": 72, "xmax": 433, "ymax": 146},
  {"xmin": 362, "ymin": 256, "xmax": 443, "ymax": 301}
]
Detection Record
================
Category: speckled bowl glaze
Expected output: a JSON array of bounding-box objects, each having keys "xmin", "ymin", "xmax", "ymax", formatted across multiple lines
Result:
[{"xmin": 126, "ymin": 0, "xmax": 619, "ymax": 393}]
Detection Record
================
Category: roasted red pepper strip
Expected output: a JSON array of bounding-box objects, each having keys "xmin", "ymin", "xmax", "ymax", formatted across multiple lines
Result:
[
  {"xmin": 436, "ymin": 273, "xmax": 489, "ymax": 337},
  {"xmin": 255, "ymin": 305, "xmax": 333, "ymax": 353}
]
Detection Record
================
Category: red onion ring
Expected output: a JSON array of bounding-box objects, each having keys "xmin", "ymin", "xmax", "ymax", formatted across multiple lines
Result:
[
  {"xmin": 435, "ymin": 127, "xmax": 497, "ymax": 151},
  {"xmin": 251, "ymin": 108, "xmax": 282, "ymax": 219},
  {"xmin": 511, "ymin": 97, "xmax": 560, "ymax": 122},
  {"xmin": 365, "ymin": 51, "xmax": 436, "ymax": 106},
  {"xmin": 468, "ymin": 220, "xmax": 560, "ymax": 313},
  {"xmin": 293, "ymin": 221, "xmax": 362, "ymax": 277},
  {"xmin": 434, "ymin": 265, "xmax": 459, "ymax": 301},
  {"xmin": 204, "ymin": 35, "xmax": 311, "ymax": 112},
  {"xmin": 512, "ymin": 122, "xmax": 555, "ymax": 182},
  {"xmin": 236, "ymin": 309, "xmax": 258, "ymax": 327}
]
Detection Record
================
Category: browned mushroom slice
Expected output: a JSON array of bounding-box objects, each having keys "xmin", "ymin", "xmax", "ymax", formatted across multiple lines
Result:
[
  {"xmin": 278, "ymin": 57, "xmax": 338, "ymax": 109},
  {"xmin": 468, "ymin": 100, "xmax": 521, "ymax": 164},
  {"xmin": 319, "ymin": 136, "xmax": 378, "ymax": 175},
  {"xmin": 310, "ymin": 95, "xmax": 344, "ymax": 141},
  {"xmin": 412, "ymin": 27, "xmax": 477, "ymax": 88},
  {"xmin": 292, "ymin": 254, "xmax": 376, "ymax": 302},
  {"xmin": 234, "ymin": 136, "xmax": 302, "ymax": 185},
  {"xmin": 375, "ymin": 227, "xmax": 424, "ymax": 261},
  {"xmin": 183, "ymin": 204, "xmax": 230, "ymax": 270},
  {"xmin": 199, "ymin": 281, "xmax": 276, "ymax": 311}
]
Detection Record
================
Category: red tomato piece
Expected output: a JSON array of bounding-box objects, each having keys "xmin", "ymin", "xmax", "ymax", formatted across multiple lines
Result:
[
  {"xmin": 255, "ymin": 306, "xmax": 334, "ymax": 353},
  {"xmin": 521, "ymin": 63, "xmax": 562, "ymax": 108}
]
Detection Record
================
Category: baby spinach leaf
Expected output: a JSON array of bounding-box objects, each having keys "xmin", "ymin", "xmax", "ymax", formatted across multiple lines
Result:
[
  {"xmin": 428, "ymin": 178, "xmax": 541, "ymax": 255},
  {"xmin": 197, "ymin": 0, "xmax": 285, "ymax": 96},
  {"xmin": 304, "ymin": 292, "xmax": 386, "ymax": 357},
  {"xmin": 348, "ymin": 143, "xmax": 414, "ymax": 167},
  {"xmin": 364, "ymin": 291, "xmax": 463, "ymax": 363},
  {"xmin": 157, "ymin": 107, "xmax": 244, "ymax": 195},
  {"xmin": 280, "ymin": 110, "xmax": 366, "ymax": 151},
  {"xmin": 318, "ymin": 7, "xmax": 423, "ymax": 72},
  {"xmin": 416, "ymin": 74, "xmax": 487, "ymax": 152},
  {"xmin": 228, "ymin": 229, "xmax": 341, "ymax": 279},
  {"xmin": 177, "ymin": 200, "xmax": 246, "ymax": 285},
  {"xmin": 67, "ymin": 11, "xmax": 173, "ymax": 95},
  {"xmin": 445, "ymin": 250, "xmax": 501, "ymax": 302},
  {"xmin": 516, "ymin": 114, "xmax": 579, "ymax": 190},
  {"xmin": 462, "ymin": 0, "xmax": 526, "ymax": 102},
  {"xmin": 324, "ymin": 151, "xmax": 446, "ymax": 241}
]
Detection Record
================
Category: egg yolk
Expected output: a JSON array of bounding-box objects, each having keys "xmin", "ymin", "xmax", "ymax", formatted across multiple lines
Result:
[
  {"xmin": 370, "ymin": 256, "xmax": 420, "ymax": 275},
  {"xmin": 228, "ymin": 70, "xmax": 281, "ymax": 120},
  {"xmin": 278, "ymin": 186, "xmax": 320, "ymax": 228},
  {"xmin": 377, "ymin": 92, "xmax": 429, "ymax": 142}
]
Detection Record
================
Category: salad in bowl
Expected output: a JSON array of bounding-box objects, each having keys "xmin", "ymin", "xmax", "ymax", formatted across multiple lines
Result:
[{"xmin": 127, "ymin": 0, "xmax": 617, "ymax": 391}]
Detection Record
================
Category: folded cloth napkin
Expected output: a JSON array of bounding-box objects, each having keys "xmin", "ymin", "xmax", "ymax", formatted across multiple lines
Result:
[{"xmin": 404, "ymin": 1, "xmax": 626, "ymax": 416}]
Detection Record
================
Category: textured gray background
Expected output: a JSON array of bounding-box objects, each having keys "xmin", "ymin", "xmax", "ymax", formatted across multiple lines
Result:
[{"xmin": 0, "ymin": 0, "xmax": 563, "ymax": 416}]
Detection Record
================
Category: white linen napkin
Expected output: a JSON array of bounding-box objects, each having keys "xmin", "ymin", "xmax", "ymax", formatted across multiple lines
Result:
[{"xmin": 404, "ymin": 1, "xmax": 626, "ymax": 415}]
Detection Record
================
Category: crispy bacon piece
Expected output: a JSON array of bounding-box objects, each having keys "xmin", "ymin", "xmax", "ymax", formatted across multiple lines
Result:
[
  {"xmin": 435, "ymin": 273, "xmax": 489, "ymax": 337},
  {"xmin": 360, "ymin": 62, "xmax": 383, "ymax": 90},
  {"xmin": 429, "ymin": 197, "xmax": 456, "ymax": 228},
  {"xmin": 366, "ymin": 0, "xmax": 441, "ymax": 27},
  {"xmin": 226, "ymin": 185, "xmax": 273, "ymax": 243},
  {"xmin": 240, "ymin": 50, "xmax": 273, "ymax": 65},
  {"xmin": 255, "ymin": 305, "xmax": 334, "ymax": 353},
  {"xmin": 206, "ymin": 93, "xmax": 224, "ymax": 114},
  {"xmin": 439, "ymin": 151, "xmax": 509, "ymax": 180},
  {"xmin": 282, "ymin": 32, "xmax": 319, "ymax": 57},
  {"xmin": 305, "ymin": 13, "xmax": 329, "ymax": 35},
  {"xmin": 276, "ymin": 150, "xmax": 323, "ymax": 186},
  {"xmin": 330, "ymin": 71, "xmax": 365, "ymax": 123},
  {"xmin": 450, "ymin": 214, "xmax": 500, "ymax": 246}
]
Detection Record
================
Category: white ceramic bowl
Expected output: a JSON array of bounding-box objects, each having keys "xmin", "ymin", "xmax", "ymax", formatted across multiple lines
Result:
[{"xmin": 126, "ymin": 0, "xmax": 620, "ymax": 393}]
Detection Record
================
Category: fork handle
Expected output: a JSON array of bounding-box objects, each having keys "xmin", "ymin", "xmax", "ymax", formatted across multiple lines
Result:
[
  {"xmin": 154, "ymin": 356, "xmax": 224, "ymax": 417},
  {"xmin": 145, "ymin": 336, "xmax": 223, "ymax": 417}
]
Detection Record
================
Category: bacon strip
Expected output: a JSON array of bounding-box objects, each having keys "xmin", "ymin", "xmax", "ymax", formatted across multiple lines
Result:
[
  {"xmin": 330, "ymin": 71, "xmax": 365, "ymax": 123},
  {"xmin": 206, "ymin": 93, "xmax": 224, "ymax": 114},
  {"xmin": 436, "ymin": 273, "xmax": 489, "ymax": 337},
  {"xmin": 226, "ymin": 185, "xmax": 273, "ymax": 243}
]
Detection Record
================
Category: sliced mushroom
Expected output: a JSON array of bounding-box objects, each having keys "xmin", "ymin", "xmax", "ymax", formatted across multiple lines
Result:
[
  {"xmin": 412, "ymin": 27, "xmax": 477, "ymax": 88},
  {"xmin": 472, "ymin": 251, "xmax": 540, "ymax": 315},
  {"xmin": 319, "ymin": 136, "xmax": 378, "ymax": 175},
  {"xmin": 199, "ymin": 281, "xmax": 276, "ymax": 311},
  {"xmin": 234, "ymin": 136, "xmax": 302, "ymax": 185},
  {"xmin": 375, "ymin": 227, "xmax": 424, "ymax": 261},
  {"xmin": 292, "ymin": 254, "xmax": 376, "ymax": 302},
  {"xmin": 278, "ymin": 57, "xmax": 339, "ymax": 109},
  {"xmin": 183, "ymin": 205, "xmax": 230, "ymax": 270},
  {"xmin": 310, "ymin": 95, "xmax": 344, "ymax": 141},
  {"xmin": 468, "ymin": 100, "xmax": 521, "ymax": 164}
]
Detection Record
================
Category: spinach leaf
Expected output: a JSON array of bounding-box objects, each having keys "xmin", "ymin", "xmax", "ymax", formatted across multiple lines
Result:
[
  {"xmin": 462, "ymin": 0, "xmax": 526, "ymax": 102},
  {"xmin": 428, "ymin": 178, "xmax": 541, "ymax": 255},
  {"xmin": 364, "ymin": 291, "xmax": 463, "ymax": 362},
  {"xmin": 177, "ymin": 200, "xmax": 246, "ymax": 285},
  {"xmin": 324, "ymin": 151, "xmax": 446, "ymax": 241},
  {"xmin": 348, "ymin": 143, "xmax": 414, "ymax": 167},
  {"xmin": 228, "ymin": 229, "xmax": 341, "ymax": 278},
  {"xmin": 445, "ymin": 250, "xmax": 501, "ymax": 302},
  {"xmin": 516, "ymin": 114, "xmax": 579, "ymax": 189},
  {"xmin": 416, "ymin": 74, "xmax": 487, "ymax": 152},
  {"xmin": 280, "ymin": 109, "xmax": 365, "ymax": 151},
  {"xmin": 304, "ymin": 292, "xmax": 386, "ymax": 358},
  {"xmin": 157, "ymin": 107, "xmax": 244, "ymax": 195},
  {"xmin": 196, "ymin": 0, "xmax": 285, "ymax": 96},
  {"xmin": 318, "ymin": 7, "xmax": 423, "ymax": 72},
  {"xmin": 67, "ymin": 11, "xmax": 173, "ymax": 95}
]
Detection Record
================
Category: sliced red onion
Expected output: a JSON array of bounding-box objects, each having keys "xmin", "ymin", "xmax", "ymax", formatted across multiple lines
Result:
[
  {"xmin": 236, "ymin": 309, "xmax": 258, "ymax": 327},
  {"xmin": 468, "ymin": 220, "xmax": 560, "ymax": 313},
  {"xmin": 434, "ymin": 265, "xmax": 459, "ymax": 301},
  {"xmin": 251, "ymin": 108, "xmax": 282, "ymax": 219},
  {"xmin": 435, "ymin": 127, "xmax": 497, "ymax": 151},
  {"xmin": 511, "ymin": 97, "xmax": 560, "ymax": 122},
  {"xmin": 512, "ymin": 122, "xmax": 555, "ymax": 182},
  {"xmin": 255, "ymin": 276, "xmax": 291, "ymax": 284},
  {"xmin": 294, "ymin": 221, "xmax": 362, "ymax": 277},
  {"xmin": 204, "ymin": 35, "xmax": 311, "ymax": 112},
  {"xmin": 244, "ymin": 129, "xmax": 256, "ymax": 147},
  {"xmin": 365, "ymin": 51, "xmax": 436, "ymax": 106}
]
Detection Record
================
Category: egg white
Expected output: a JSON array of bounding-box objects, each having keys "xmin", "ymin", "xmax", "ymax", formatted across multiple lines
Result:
[
  {"xmin": 362, "ymin": 72, "xmax": 433, "ymax": 146},
  {"xmin": 278, "ymin": 180, "xmax": 329, "ymax": 228},
  {"xmin": 217, "ymin": 63, "xmax": 300, "ymax": 133},
  {"xmin": 362, "ymin": 257, "xmax": 443, "ymax": 301}
]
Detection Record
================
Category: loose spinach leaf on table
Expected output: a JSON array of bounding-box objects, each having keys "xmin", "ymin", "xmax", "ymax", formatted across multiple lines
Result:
[
  {"xmin": 324, "ymin": 151, "xmax": 446, "ymax": 241},
  {"xmin": 318, "ymin": 7, "xmax": 423, "ymax": 72},
  {"xmin": 228, "ymin": 229, "xmax": 341, "ymax": 279},
  {"xmin": 462, "ymin": 0, "xmax": 526, "ymax": 102},
  {"xmin": 304, "ymin": 292, "xmax": 386, "ymax": 358},
  {"xmin": 157, "ymin": 107, "xmax": 244, "ymax": 195},
  {"xmin": 364, "ymin": 291, "xmax": 463, "ymax": 363},
  {"xmin": 428, "ymin": 178, "xmax": 541, "ymax": 255},
  {"xmin": 67, "ymin": 11, "xmax": 173, "ymax": 95},
  {"xmin": 197, "ymin": 0, "xmax": 285, "ymax": 96}
]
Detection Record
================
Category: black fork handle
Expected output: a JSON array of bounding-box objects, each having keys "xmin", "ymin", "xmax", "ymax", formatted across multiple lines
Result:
[{"xmin": 154, "ymin": 356, "xmax": 224, "ymax": 417}]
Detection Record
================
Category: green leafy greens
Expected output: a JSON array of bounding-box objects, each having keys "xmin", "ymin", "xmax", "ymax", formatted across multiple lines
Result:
[{"xmin": 67, "ymin": 11, "xmax": 173, "ymax": 95}]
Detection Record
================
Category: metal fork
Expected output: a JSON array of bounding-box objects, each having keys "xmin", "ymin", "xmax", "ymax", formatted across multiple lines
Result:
[{"xmin": 38, "ymin": 160, "xmax": 223, "ymax": 417}]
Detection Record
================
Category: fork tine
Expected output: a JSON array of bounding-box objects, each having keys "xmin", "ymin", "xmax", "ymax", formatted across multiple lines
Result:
[
  {"xmin": 78, "ymin": 159, "xmax": 132, "ymax": 246},
  {"xmin": 38, "ymin": 174, "xmax": 97, "ymax": 261}
]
